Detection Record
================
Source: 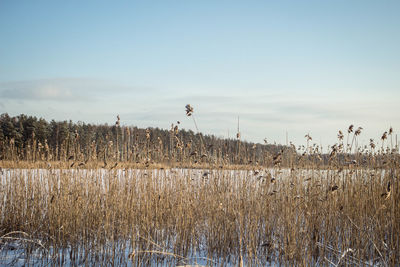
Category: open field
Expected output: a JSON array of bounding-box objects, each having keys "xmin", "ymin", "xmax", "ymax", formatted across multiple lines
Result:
[{"xmin": 0, "ymin": 165, "xmax": 398, "ymax": 266}]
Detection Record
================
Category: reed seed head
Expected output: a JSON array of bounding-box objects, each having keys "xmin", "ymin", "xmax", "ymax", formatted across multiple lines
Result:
[{"xmin": 185, "ymin": 104, "xmax": 194, "ymax": 116}]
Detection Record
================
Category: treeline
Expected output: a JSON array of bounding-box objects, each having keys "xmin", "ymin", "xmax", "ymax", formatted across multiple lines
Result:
[{"xmin": 0, "ymin": 113, "xmax": 292, "ymax": 166}]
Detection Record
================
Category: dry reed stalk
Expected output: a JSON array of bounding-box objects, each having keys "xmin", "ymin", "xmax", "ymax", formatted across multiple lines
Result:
[{"xmin": 0, "ymin": 164, "xmax": 398, "ymax": 265}]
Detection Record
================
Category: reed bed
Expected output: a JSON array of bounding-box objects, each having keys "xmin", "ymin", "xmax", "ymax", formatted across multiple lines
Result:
[{"xmin": 0, "ymin": 165, "xmax": 398, "ymax": 266}]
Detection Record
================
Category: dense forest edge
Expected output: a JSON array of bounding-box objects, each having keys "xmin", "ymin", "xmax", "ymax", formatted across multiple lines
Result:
[
  {"xmin": 0, "ymin": 113, "xmax": 291, "ymax": 168},
  {"xmin": 0, "ymin": 113, "xmax": 398, "ymax": 169}
]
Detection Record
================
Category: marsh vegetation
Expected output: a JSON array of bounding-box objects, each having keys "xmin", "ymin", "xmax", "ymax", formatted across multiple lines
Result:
[{"xmin": 0, "ymin": 112, "xmax": 399, "ymax": 266}]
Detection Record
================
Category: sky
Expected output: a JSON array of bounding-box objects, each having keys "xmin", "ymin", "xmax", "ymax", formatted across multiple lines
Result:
[{"xmin": 0, "ymin": 0, "xmax": 399, "ymax": 149}]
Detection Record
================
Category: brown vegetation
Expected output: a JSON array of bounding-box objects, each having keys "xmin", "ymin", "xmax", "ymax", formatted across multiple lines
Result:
[{"xmin": 0, "ymin": 110, "xmax": 399, "ymax": 265}]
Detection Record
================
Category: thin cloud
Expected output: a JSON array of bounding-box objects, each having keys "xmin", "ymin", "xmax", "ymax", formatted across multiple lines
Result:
[
  {"xmin": 0, "ymin": 78, "xmax": 157, "ymax": 102},
  {"xmin": 2, "ymin": 86, "xmax": 75, "ymax": 101},
  {"xmin": 0, "ymin": 79, "xmax": 87, "ymax": 101},
  {"xmin": 0, "ymin": 81, "xmax": 398, "ymax": 146}
]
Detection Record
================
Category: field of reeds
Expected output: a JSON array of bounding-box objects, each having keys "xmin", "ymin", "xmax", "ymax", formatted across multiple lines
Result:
[
  {"xmin": 0, "ymin": 110, "xmax": 399, "ymax": 266},
  {"xmin": 0, "ymin": 160, "xmax": 399, "ymax": 266}
]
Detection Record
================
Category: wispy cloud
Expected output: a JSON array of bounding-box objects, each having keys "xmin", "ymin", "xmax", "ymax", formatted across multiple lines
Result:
[
  {"xmin": 0, "ymin": 79, "xmax": 101, "ymax": 101},
  {"xmin": 0, "ymin": 79, "xmax": 398, "ymax": 146},
  {"xmin": 159, "ymin": 92, "xmax": 399, "ymax": 145},
  {"xmin": 2, "ymin": 86, "xmax": 76, "ymax": 101},
  {"xmin": 0, "ymin": 78, "xmax": 156, "ymax": 102}
]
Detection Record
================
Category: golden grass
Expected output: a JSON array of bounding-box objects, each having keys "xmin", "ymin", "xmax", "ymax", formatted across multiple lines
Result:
[
  {"xmin": 0, "ymin": 164, "xmax": 398, "ymax": 265},
  {"xmin": 1, "ymin": 115, "xmax": 399, "ymax": 265}
]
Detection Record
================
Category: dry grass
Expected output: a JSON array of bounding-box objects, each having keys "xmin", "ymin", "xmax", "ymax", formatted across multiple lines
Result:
[
  {"xmin": 0, "ymin": 164, "xmax": 398, "ymax": 266},
  {"xmin": 1, "ymin": 116, "xmax": 399, "ymax": 265}
]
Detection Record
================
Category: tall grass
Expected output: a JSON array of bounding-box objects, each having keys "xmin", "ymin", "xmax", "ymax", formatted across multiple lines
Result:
[
  {"xmin": 0, "ymin": 164, "xmax": 398, "ymax": 265},
  {"xmin": 1, "ymin": 111, "xmax": 399, "ymax": 265}
]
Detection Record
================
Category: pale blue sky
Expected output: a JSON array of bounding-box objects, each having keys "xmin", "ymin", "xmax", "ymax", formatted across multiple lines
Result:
[{"xmin": 0, "ymin": 0, "xmax": 399, "ymax": 148}]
